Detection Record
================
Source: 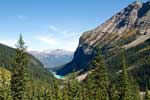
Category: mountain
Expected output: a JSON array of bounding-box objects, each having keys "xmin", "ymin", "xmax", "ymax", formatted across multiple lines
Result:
[
  {"xmin": 29, "ymin": 49, "xmax": 73, "ymax": 70},
  {"xmin": 0, "ymin": 43, "xmax": 54, "ymax": 82},
  {"xmin": 57, "ymin": 0, "xmax": 150, "ymax": 82}
]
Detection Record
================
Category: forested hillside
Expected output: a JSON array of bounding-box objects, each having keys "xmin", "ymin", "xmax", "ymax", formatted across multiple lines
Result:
[
  {"xmin": 0, "ymin": 43, "xmax": 54, "ymax": 82},
  {"xmin": 0, "ymin": 35, "xmax": 59, "ymax": 100}
]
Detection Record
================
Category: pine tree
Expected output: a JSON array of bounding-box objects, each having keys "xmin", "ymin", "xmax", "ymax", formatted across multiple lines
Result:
[
  {"xmin": 79, "ymin": 84, "xmax": 83, "ymax": 100},
  {"xmin": 87, "ymin": 47, "xmax": 109, "ymax": 100},
  {"xmin": 10, "ymin": 34, "xmax": 29, "ymax": 100},
  {"xmin": 120, "ymin": 52, "xmax": 131, "ymax": 100},
  {"xmin": 86, "ymin": 76, "xmax": 95, "ymax": 100},
  {"xmin": 62, "ymin": 82, "xmax": 69, "ymax": 100},
  {"xmin": 109, "ymin": 84, "xmax": 119, "ymax": 100},
  {"xmin": 67, "ymin": 72, "xmax": 80, "ymax": 100},
  {"xmin": 145, "ymin": 85, "xmax": 150, "ymax": 100},
  {"xmin": 130, "ymin": 79, "xmax": 141, "ymax": 100},
  {"xmin": 42, "ymin": 79, "xmax": 52, "ymax": 100},
  {"xmin": 79, "ymin": 82, "xmax": 88, "ymax": 100},
  {"xmin": 51, "ymin": 78, "xmax": 62, "ymax": 100}
]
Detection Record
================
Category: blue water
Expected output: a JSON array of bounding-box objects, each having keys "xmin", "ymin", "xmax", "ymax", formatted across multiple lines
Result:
[{"xmin": 51, "ymin": 71, "xmax": 65, "ymax": 79}]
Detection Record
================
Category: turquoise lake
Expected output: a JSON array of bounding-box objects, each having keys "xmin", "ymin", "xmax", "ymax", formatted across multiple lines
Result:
[{"xmin": 51, "ymin": 71, "xmax": 65, "ymax": 79}]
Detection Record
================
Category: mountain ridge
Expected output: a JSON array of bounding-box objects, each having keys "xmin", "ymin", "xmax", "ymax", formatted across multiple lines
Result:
[
  {"xmin": 56, "ymin": 1, "xmax": 150, "ymax": 77},
  {"xmin": 29, "ymin": 49, "xmax": 73, "ymax": 69}
]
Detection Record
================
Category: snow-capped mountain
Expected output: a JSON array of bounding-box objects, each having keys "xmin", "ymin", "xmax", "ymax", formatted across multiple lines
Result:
[{"xmin": 29, "ymin": 49, "xmax": 73, "ymax": 69}]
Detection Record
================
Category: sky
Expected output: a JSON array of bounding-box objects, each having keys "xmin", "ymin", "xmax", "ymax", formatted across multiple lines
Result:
[{"xmin": 0, "ymin": 0, "xmax": 148, "ymax": 51}]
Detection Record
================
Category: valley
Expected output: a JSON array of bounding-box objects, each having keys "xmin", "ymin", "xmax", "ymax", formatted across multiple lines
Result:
[{"xmin": 0, "ymin": 0, "xmax": 150, "ymax": 100}]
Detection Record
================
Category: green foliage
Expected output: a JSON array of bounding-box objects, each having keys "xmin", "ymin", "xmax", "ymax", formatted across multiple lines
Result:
[
  {"xmin": 119, "ymin": 53, "xmax": 131, "ymax": 100},
  {"xmin": 0, "ymin": 42, "xmax": 53, "ymax": 82},
  {"xmin": 109, "ymin": 84, "xmax": 119, "ymax": 100},
  {"xmin": 0, "ymin": 68, "xmax": 11, "ymax": 100},
  {"xmin": 106, "ymin": 39, "xmax": 150, "ymax": 90},
  {"xmin": 51, "ymin": 78, "xmax": 62, "ymax": 100},
  {"xmin": 0, "ymin": 35, "xmax": 146, "ymax": 100},
  {"xmin": 145, "ymin": 85, "xmax": 150, "ymax": 100},
  {"xmin": 62, "ymin": 82, "xmax": 69, "ymax": 100},
  {"xmin": 130, "ymin": 79, "xmax": 141, "ymax": 100},
  {"xmin": 67, "ymin": 73, "xmax": 80, "ymax": 100},
  {"xmin": 11, "ymin": 34, "xmax": 30, "ymax": 100},
  {"xmin": 85, "ymin": 47, "xmax": 109, "ymax": 100}
]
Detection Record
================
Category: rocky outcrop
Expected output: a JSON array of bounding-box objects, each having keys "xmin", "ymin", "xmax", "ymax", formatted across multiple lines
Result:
[{"xmin": 57, "ymin": 1, "xmax": 150, "ymax": 76}]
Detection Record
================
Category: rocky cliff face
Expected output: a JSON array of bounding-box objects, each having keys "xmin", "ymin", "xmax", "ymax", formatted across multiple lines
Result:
[{"xmin": 57, "ymin": 1, "xmax": 150, "ymax": 76}]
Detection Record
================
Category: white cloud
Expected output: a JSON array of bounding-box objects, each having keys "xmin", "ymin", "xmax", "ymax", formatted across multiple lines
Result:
[
  {"xmin": 0, "ymin": 39, "xmax": 17, "ymax": 48},
  {"xmin": 61, "ymin": 40, "xmax": 79, "ymax": 51},
  {"xmin": 33, "ymin": 25, "xmax": 82, "ymax": 51},
  {"xmin": 27, "ymin": 47, "xmax": 36, "ymax": 51},
  {"xmin": 58, "ymin": 31, "xmax": 80, "ymax": 51},
  {"xmin": 35, "ymin": 35, "xmax": 58, "ymax": 45}
]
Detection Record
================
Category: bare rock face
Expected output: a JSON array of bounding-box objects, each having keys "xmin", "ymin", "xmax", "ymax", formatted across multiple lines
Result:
[{"xmin": 57, "ymin": 1, "xmax": 150, "ymax": 75}]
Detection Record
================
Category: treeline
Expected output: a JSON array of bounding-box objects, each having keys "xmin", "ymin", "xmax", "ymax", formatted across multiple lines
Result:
[
  {"xmin": 0, "ymin": 35, "xmax": 150, "ymax": 100},
  {"xmin": 106, "ymin": 37, "xmax": 150, "ymax": 90},
  {"xmin": 0, "ymin": 40, "xmax": 54, "ymax": 83}
]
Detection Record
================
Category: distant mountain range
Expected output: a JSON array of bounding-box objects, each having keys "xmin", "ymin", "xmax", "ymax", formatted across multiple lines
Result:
[{"xmin": 29, "ymin": 49, "xmax": 73, "ymax": 70}]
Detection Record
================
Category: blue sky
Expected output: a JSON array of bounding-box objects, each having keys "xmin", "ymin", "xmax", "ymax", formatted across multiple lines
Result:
[{"xmin": 0, "ymin": 0, "xmax": 148, "ymax": 51}]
